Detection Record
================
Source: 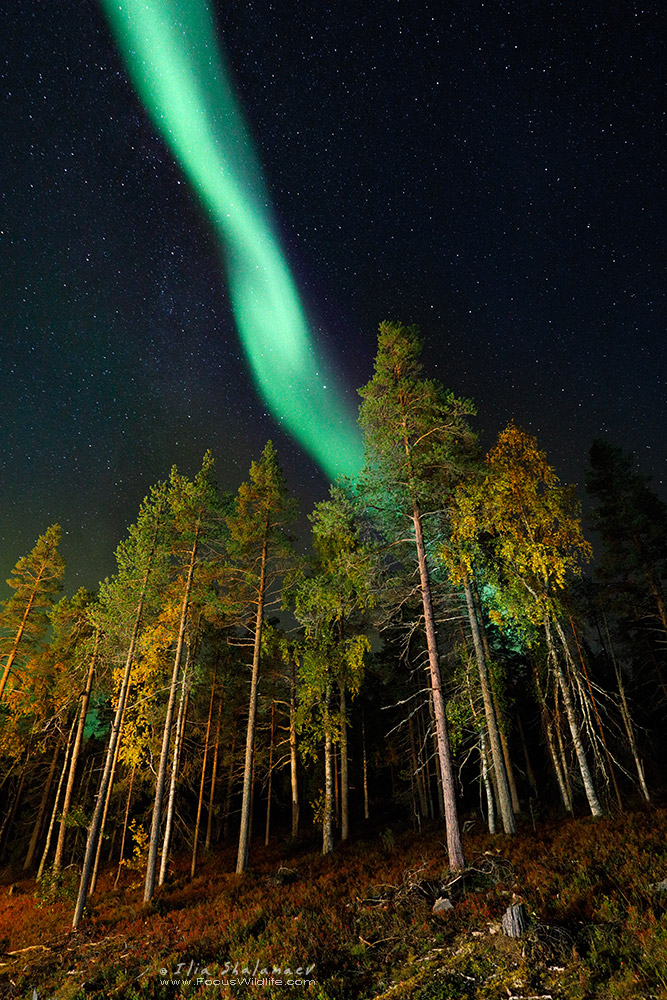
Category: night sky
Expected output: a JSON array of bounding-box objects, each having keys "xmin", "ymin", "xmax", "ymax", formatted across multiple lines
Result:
[{"xmin": 2, "ymin": 1, "xmax": 664, "ymax": 593}]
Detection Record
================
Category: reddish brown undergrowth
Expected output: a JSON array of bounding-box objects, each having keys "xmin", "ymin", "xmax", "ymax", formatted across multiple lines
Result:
[{"xmin": 1, "ymin": 806, "xmax": 666, "ymax": 999}]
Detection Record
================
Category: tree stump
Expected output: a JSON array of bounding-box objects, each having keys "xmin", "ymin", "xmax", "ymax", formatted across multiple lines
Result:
[{"xmin": 501, "ymin": 902, "xmax": 527, "ymax": 938}]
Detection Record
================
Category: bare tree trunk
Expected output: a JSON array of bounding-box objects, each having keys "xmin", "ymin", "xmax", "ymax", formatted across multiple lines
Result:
[
  {"xmin": 471, "ymin": 577, "xmax": 521, "ymax": 814},
  {"xmin": 462, "ymin": 571, "xmax": 515, "ymax": 834},
  {"xmin": 480, "ymin": 729, "xmax": 496, "ymax": 834},
  {"xmin": 264, "ymin": 700, "xmax": 275, "ymax": 847},
  {"xmin": 114, "ymin": 765, "xmax": 135, "ymax": 887},
  {"xmin": 90, "ymin": 697, "xmax": 127, "ymax": 895},
  {"xmin": 38, "ymin": 718, "xmax": 76, "ymax": 878},
  {"xmin": 192, "ymin": 668, "xmax": 216, "ymax": 877},
  {"xmin": 566, "ymin": 615, "xmax": 622, "ymax": 811},
  {"xmin": 289, "ymin": 657, "xmax": 300, "ymax": 838},
  {"xmin": 159, "ymin": 655, "xmax": 191, "ymax": 886},
  {"xmin": 340, "ymin": 686, "xmax": 350, "ymax": 841},
  {"xmin": 236, "ymin": 526, "xmax": 268, "ymax": 874},
  {"xmin": 222, "ymin": 729, "xmax": 236, "ymax": 843},
  {"xmin": 73, "ymin": 514, "xmax": 162, "ymax": 930},
  {"xmin": 54, "ymin": 636, "xmax": 98, "ymax": 873},
  {"xmin": 603, "ymin": 616, "xmax": 650, "ymax": 802},
  {"xmin": 516, "ymin": 713, "xmax": 538, "ymax": 798},
  {"xmin": 362, "ymin": 716, "xmax": 370, "ymax": 820},
  {"xmin": 413, "ymin": 503, "xmax": 464, "ymax": 871},
  {"xmin": 323, "ymin": 683, "xmax": 334, "ymax": 855},
  {"xmin": 408, "ymin": 712, "xmax": 427, "ymax": 819},
  {"xmin": 24, "ymin": 737, "xmax": 61, "ymax": 870},
  {"xmin": 533, "ymin": 663, "xmax": 572, "ymax": 812},
  {"xmin": 0, "ymin": 767, "xmax": 27, "ymax": 859},
  {"xmin": 545, "ymin": 616, "xmax": 603, "ymax": 817},
  {"xmin": 206, "ymin": 698, "xmax": 222, "ymax": 849},
  {"xmin": 145, "ymin": 528, "xmax": 199, "ymax": 903}
]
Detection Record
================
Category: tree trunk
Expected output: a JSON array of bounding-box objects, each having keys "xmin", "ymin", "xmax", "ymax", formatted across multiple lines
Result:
[
  {"xmin": 533, "ymin": 662, "xmax": 572, "ymax": 812},
  {"xmin": 289, "ymin": 657, "xmax": 300, "ymax": 837},
  {"xmin": 567, "ymin": 615, "xmax": 622, "ymax": 811},
  {"xmin": 362, "ymin": 716, "xmax": 370, "ymax": 820},
  {"xmin": 206, "ymin": 698, "xmax": 222, "ymax": 849},
  {"xmin": 222, "ymin": 728, "xmax": 236, "ymax": 843},
  {"xmin": 159, "ymin": 654, "xmax": 191, "ymax": 887},
  {"xmin": 0, "ymin": 767, "xmax": 27, "ymax": 860},
  {"xmin": 236, "ymin": 527, "xmax": 268, "ymax": 874},
  {"xmin": 340, "ymin": 686, "xmax": 349, "ymax": 841},
  {"xmin": 516, "ymin": 712, "xmax": 538, "ymax": 798},
  {"xmin": 603, "ymin": 616, "xmax": 650, "ymax": 802},
  {"xmin": 38, "ymin": 719, "xmax": 76, "ymax": 878},
  {"xmin": 413, "ymin": 503, "xmax": 464, "ymax": 870},
  {"xmin": 264, "ymin": 700, "xmax": 275, "ymax": 847},
  {"xmin": 114, "ymin": 765, "xmax": 135, "ymax": 887},
  {"xmin": 72, "ymin": 516, "xmax": 162, "ymax": 930},
  {"xmin": 462, "ymin": 570, "xmax": 515, "ymax": 834},
  {"xmin": 192, "ymin": 669, "xmax": 216, "ymax": 877},
  {"xmin": 323, "ymin": 683, "xmax": 334, "ymax": 855},
  {"xmin": 480, "ymin": 729, "xmax": 496, "ymax": 834},
  {"xmin": 408, "ymin": 711, "xmax": 427, "ymax": 819},
  {"xmin": 90, "ymin": 698, "xmax": 127, "ymax": 895},
  {"xmin": 145, "ymin": 527, "xmax": 199, "ymax": 903},
  {"xmin": 24, "ymin": 736, "xmax": 61, "ymax": 871},
  {"xmin": 545, "ymin": 616, "xmax": 603, "ymax": 817},
  {"xmin": 54, "ymin": 636, "xmax": 98, "ymax": 873},
  {"xmin": 471, "ymin": 577, "xmax": 521, "ymax": 814}
]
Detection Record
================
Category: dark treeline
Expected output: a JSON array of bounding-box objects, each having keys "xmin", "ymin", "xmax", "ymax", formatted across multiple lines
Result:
[{"xmin": 1, "ymin": 322, "xmax": 665, "ymax": 930}]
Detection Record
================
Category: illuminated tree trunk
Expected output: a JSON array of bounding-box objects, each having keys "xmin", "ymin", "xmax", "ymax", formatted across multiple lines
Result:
[
  {"xmin": 408, "ymin": 712, "xmax": 427, "ymax": 820},
  {"xmin": 90, "ymin": 698, "xmax": 127, "ymax": 895},
  {"xmin": 362, "ymin": 716, "xmax": 370, "ymax": 820},
  {"xmin": 206, "ymin": 698, "xmax": 222, "ymax": 849},
  {"xmin": 414, "ymin": 502, "xmax": 465, "ymax": 871},
  {"xmin": 222, "ymin": 729, "xmax": 236, "ymax": 842},
  {"xmin": 264, "ymin": 701, "xmax": 276, "ymax": 847},
  {"xmin": 480, "ymin": 730, "xmax": 496, "ymax": 834},
  {"xmin": 533, "ymin": 662, "xmax": 572, "ymax": 813},
  {"xmin": 159, "ymin": 655, "xmax": 191, "ymax": 886},
  {"xmin": 471, "ymin": 579, "xmax": 521, "ymax": 814},
  {"xmin": 38, "ymin": 719, "xmax": 76, "ymax": 878},
  {"xmin": 192, "ymin": 669, "xmax": 216, "ymax": 877},
  {"xmin": 340, "ymin": 686, "xmax": 349, "ymax": 841},
  {"xmin": 323, "ymin": 683, "xmax": 334, "ymax": 856},
  {"xmin": 567, "ymin": 615, "xmax": 622, "ymax": 811},
  {"xmin": 462, "ymin": 570, "xmax": 515, "ymax": 834},
  {"xmin": 54, "ymin": 635, "xmax": 98, "ymax": 873},
  {"xmin": 545, "ymin": 616, "xmax": 602, "ymax": 817},
  {"xmin": 72, "ymin": 511, "xmax": 162, "ymax": 930},
  {"xmin": 236, "ymin": 527, "xmax": 268, "ymax": 874},
  {"xmin": 114, "ymin": 765, "xmax": 135, "ymax": 888},
  {"xmin": 603, "ymin": 616, "xmax": 650, "ymax": 802},
  {"xmin": 289, "ymin": 657, "xmax": 300, "ymax": 838},
  {"xmin": 145, "ymin": 528, "xmax": 199, "ymax": 903},
  {"xmin": 24, "ymin": 737, "xmax": 61, "ymax": 871}
]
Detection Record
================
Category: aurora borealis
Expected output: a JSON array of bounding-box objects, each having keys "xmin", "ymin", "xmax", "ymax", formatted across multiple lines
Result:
[
  {"xmin": 100, "ymin": 0, "xmax": 363, "ymax": 482},
  {"xmin": 1, "ymin": 1, "xmax": 664, "ymax": 589}
]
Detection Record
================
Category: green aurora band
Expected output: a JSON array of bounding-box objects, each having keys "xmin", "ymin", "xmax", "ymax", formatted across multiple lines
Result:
[{"xmin": 100, "ymin": 0, "xmax": 363, "ymax": 479}]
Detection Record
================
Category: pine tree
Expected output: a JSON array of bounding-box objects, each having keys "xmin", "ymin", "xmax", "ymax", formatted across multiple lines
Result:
[
  {"xmin": 0, "ymin": 525, "xmax": 65, "ymax": 704},
  {"xmin": 358, "ymin": 321, "xmax": 475, "ymax": 872},
  {"xmin": 224, "ymin": 441, "xmax": 297, "ymax": 874}
]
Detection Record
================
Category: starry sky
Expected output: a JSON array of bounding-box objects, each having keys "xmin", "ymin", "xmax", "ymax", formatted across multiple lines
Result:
[{"xmin": 2, "ymin": 1, "xmax": 664, "ymax": 592}]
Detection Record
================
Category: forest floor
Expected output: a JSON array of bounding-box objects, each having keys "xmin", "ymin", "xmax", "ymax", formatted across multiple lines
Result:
[{"xmin": 1, "ymin": 805, "xmax": 666, "ymax": 999}]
